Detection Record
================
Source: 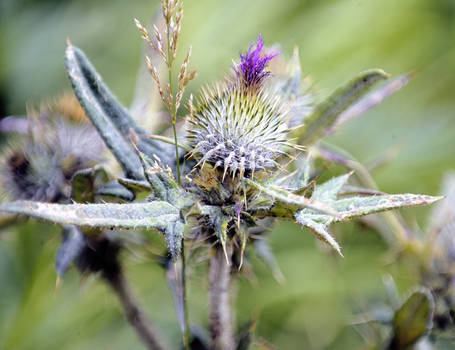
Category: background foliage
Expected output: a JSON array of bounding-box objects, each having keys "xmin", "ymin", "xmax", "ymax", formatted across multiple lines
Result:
[{"xmin": 0, "ymin": 0, "xmax": 454, "ymax": 349}]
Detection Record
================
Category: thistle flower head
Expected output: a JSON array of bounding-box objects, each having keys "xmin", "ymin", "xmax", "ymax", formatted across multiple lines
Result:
[
  {"xmin": 234, "ymin": 34, "xmax": 279, "ymax": 88},
  {"xmin": 187, "ymin": 84, "xmax": 293, "ymax": 179},
  {"xmin": 0, "ymin": 96, "xmax": 105, "ymax": 202},
  {"xmin": 186, "ymin": 35, "xmax": 294, "ymax": 180}
]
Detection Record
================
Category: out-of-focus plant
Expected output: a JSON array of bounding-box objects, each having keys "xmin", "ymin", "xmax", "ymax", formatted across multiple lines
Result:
[
  {"xmin": 0, "ymin": 0, "xmax": 442, "ymax": 349},
  {"xmin": 348, "ymin": 173, "xmax": 455, "ymax": 349}
]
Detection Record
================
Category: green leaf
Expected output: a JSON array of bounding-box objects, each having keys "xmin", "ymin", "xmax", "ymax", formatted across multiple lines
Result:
[
  {"xmin": 71, "ymin": 166, "xmax": 108, "ymax": 203},
  {"xmin": 389, "ymin": 289, "xmax": 434, "ymax": 349},
  {"xmin": 295, "ymin": 193, "xmax": 441, "ymax": 255},
  {"xmin": 0, "ymin": 200, "xmax": 178, "ymax": 230},
  {"xmin": 245, "ymin": 179, "xmax": 338, "ymax": 216},
  {"xmin": 288, "ymin": 154, "xmax": 312, "ymax": 191},
  {"xmin": 137, "ymin": 150, "xmax": 196, "ymax": 210},
  {"xmin": 65, "ymin": 43, "xmax": 144, "ymax": 180},
  {"xmin": 332, "ymin": 193, "xmax": 442, "ymax": 221},
  {"xmin": 164, "ymin": 220, "xmax": 185, "ymax": 262},
  {"xmin": 311, "ymin": 172, "xmax": 352, "ymax": 203},
  {"xmin": 295, "ymin": 213, "xmax": 343, "ymax": 256},
  {"xmin": 296, "ymin": 69, "xmax": 389, "ymax": 145},
  {"xmin": 198, "ymin": 205, "xmax": 230, "ymax": 263},
  {"xmin": 65, "ymin": 44, "xmax": 175, "ymax": 176},
  {"xmin": 330, "ymin": 73, "xmax": 412, "ymax": 133}
]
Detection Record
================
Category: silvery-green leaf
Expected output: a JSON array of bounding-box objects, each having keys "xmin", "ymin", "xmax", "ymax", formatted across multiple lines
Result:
[
  {"xmin": 198, "ymin": 205, "xmax": 230, "ymax": 263},
  {"xmin": 311, "ymin": 172, "xmax": 352, "ymax": 203},
  {"xmin": 55, "ymin": 225, "xmax": 86, "ymax": 276},
  {"xmin": 296, "ymin": 69, "xmax": 389, "ymax": 145},
  {"xmin": 332, "ymin": 194, "xmax": 442, "ymax": 221},
  {"xmin": 165, "ymin": 220, "xmax": 185, "ymax": 262},
  {"xmin": 245, "ymin": 179, "xmax": 338, "ymax": 216},
  {"xmin": 330, "ymin": 73, "xmax": 412, "ymax": 133},
  {"xmin": 295, "ymin": 193, "xmax": 441, "ymax": 255},
  {"xmin": 300, "ymin": 193, "xmax": 441, "ymax": 225},
  {"xmin": 295, "ymin": 213, "xmax": 342, "ymax": 256},
  {"xmin": 288, "ymin": 154, "xmax": 312, "ymax": 191},
  {"xmin": 389, "ymin": 289, "xmax": 434, "ymax": 349},
  {"xmin": 0, "ymin": 200, "xmax": 179, "ymax": 230},
  {"xmin": 65, "ymin": 43, "xmax": 145, "ymax": 180},
  {"xmin": 137, "ymin": 150, "xmax": 196, "ymax": 211}
]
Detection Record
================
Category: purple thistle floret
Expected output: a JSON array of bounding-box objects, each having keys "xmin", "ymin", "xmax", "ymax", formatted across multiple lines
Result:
[{"xmin": 236, "ymin": 34, "xmax": 278, "ymax": 88}]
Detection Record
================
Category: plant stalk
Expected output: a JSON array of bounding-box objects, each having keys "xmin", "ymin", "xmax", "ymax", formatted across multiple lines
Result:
[
  {"xmin": 108, "ymin": 271, "xmax": 169, "ymax": 350},
  {"xmin": 166, "ymin": 19, "xmax": 188, "ymax": 350},
  {"xmin": 181, "ymin": 242, "xmax": 191, "ymax": 349},
  {"xmin": 209, "ymin": 247, "xmax": 235, "ymax": 350}
]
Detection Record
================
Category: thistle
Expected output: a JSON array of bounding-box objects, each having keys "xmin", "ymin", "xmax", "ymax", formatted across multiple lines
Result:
[
  {"xmin": 187, "ymin": 35, "xmax": 295, "ymax": 181},
  {"xmin": 0, "ymin": 2, "xmax": 444, "ymax": 350},
  {"xmin": 0, "ymin": 96, "xmax": 105, "ymax": 202}
]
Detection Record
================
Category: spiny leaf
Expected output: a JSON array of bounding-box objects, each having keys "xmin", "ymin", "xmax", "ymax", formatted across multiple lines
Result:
[
  {"xmin": 295, "ymin": 193, "xmax": 441, "ymax": 255},
  {"xmin": 137, "ymin": 150, "xmax": 196, "ymax": 210},
  {"xmin": 65, "ymin": 43, "xmax": 145, "ymax": 180},
  {"xmin": 389, "ymin": 289, "xmax": 434, "ymax": 349},
  {"xmin": 332, "ymin": 193, "xmax": 442, "ymax": 222},
  {"xmin": 245, "ymin": 179, "xmax": 338, "ymax": 216},
  {"xmin": 198, "ymin": 205, "xmax": 230, "ymax": 263},
  {"xmin": 295, "ymin": 213, "xmax": 343, "ymax": 257},
  {"xmin": 288, "ymin": 154, "xmax": 312, "ymax": 191},
  {"xmin": 0, "ymin": 200, "xmax": 179, "ymax": 230},
  {"xmin": 296, "ymin": 69, "xmax": 389, "ymax": 145},
  {"xmin": 311, "ymin": 172, "xmax": 352, "ymax": 203}
]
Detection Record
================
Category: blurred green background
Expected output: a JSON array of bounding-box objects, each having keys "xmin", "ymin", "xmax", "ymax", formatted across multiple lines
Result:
[{"xmin": 0, "ymin": 0, "xmax": 454, "ymax": 349}]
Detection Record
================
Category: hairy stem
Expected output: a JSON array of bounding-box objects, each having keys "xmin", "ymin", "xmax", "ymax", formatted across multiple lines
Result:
[
  {"xmin": 209, "ymin": 247, "xmax": 234, "ymax": 350},
  {"xmin": 108, "ymin": 271, "xmax": 169, "ymax": 350},
  {"xmin": 181, "ymin": 242, "xmax": 191, "ymax": 349}
]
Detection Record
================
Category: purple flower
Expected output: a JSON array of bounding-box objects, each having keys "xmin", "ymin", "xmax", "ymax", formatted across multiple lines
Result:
[{"xmin": 235, "ymin": 34, "xmax": 278, "ymax": 88}]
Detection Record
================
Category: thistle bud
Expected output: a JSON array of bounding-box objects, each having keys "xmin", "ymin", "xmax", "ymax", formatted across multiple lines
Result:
[{"xmin": 0, "ymin": 95, "xmax": 105, "ymax": 202}]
